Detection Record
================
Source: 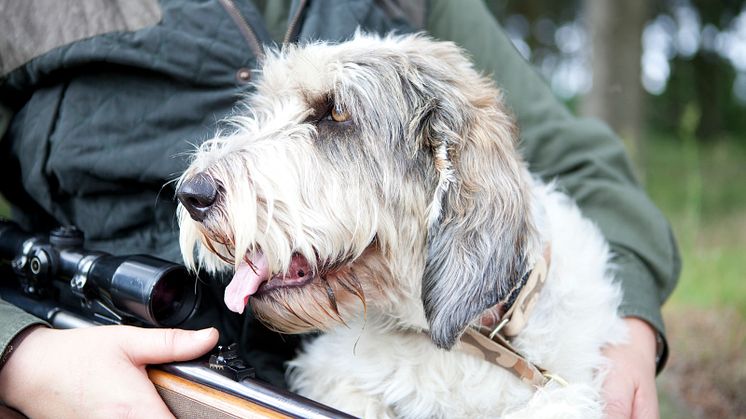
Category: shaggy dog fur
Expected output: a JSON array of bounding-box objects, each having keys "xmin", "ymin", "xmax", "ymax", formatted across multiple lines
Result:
[{"xmin": 177, "ymin": 33, "xmax": 627, "ymax": 418}]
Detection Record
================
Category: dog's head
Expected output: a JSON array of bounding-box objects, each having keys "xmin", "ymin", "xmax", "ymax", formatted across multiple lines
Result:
[{"xmin": 177, "ymin": 33, "xmax": 538, "ymax": 348}]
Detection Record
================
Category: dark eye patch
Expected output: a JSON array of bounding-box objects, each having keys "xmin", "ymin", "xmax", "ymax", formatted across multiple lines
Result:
[{"xmin": 302, "ymin": 92, "xmax": 334, "ymax": 124}]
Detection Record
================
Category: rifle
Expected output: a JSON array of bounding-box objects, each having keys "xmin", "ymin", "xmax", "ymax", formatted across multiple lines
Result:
[{"xmin": 0, "ymin": 220, "xmax": 354, "ymax": 419}]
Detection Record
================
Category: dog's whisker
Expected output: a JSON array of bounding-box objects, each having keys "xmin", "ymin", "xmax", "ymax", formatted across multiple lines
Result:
[
  {"xmin": 320, "ymin": 277, "xmax": 350, "ymax": 327},
  {"xmin": 309, "ymin": 299, "xmax": 336, "ymax": 326},
  {"xmin": 321, "ymin": 276, "xmax": 340, "ymax": 316},
  {"xmin": 343, "ymin": 271, "xmax": 368, "ymax": 320},
  {"xmin": 299, "ymin": 292, "xmax": 333, "ymax": 328},
  {"xmin": 295, "ymin": 283, "xmax": 340, "ymax": 326},
  {"xmin": 201, "ymin": 235, "xmax": 231, "ymax": 265},
  {"xmin": 264, "ymin": 294, "xmax": 309, "ymax": 331}
]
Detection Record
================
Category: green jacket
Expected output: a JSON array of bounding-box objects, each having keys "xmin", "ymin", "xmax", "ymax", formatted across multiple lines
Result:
[{"xmin": 0, "ymin": 0, "xmax": 679, "ymax": 382}]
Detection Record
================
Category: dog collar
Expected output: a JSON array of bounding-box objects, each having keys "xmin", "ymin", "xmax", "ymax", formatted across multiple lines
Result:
[
  {"xmin": 485, "ymin": 244, "xmax": 552, "ymax": 338},
  {"xmin": 458, "ymin": 245, "xmax": 567, "ymax": 388}
]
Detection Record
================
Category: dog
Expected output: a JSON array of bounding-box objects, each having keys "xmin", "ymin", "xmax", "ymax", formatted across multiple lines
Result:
[{"xmin": 176, "ymin": 33, "xmax": 627, "ymax": 418}]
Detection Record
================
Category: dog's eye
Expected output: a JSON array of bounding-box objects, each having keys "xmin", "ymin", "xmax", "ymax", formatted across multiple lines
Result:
[{"xmin": 329, "ymin": 103, "xmax": 351, "ymax": 122}]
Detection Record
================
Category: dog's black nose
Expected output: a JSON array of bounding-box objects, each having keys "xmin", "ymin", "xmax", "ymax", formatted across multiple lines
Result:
[{"xmin": 177, "ymin": 172, "xmax": 217, "ymax": 221}]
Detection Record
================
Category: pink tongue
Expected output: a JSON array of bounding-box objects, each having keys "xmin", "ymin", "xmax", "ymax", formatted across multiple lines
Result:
[{"xmin": 224, "ymin": 251, "xmax": 269, "ymax": 314}]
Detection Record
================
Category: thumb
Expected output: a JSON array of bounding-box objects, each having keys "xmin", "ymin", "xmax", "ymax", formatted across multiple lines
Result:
[{"xmin": 119, "ymin": 326, "xmax": 219, "ymax": 365}]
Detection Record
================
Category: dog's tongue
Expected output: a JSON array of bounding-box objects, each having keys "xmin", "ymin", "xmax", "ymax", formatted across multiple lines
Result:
[{"xmin": 225, "ymin": 251, "xmax": 269, "ymax": 314}]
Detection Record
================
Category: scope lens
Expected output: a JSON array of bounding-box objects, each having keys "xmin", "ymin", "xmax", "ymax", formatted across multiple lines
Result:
[
  {"xmin": 151, "ymin": 270, "xmax": 189, "ymax": 324},
  {"xmin": 89, "ymin": 255, "xmax": 199, "ymax": 327}
]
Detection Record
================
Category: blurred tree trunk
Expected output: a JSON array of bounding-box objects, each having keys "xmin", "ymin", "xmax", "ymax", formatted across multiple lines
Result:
[
  {"xmin": 582, "ymin": 0, "xmax": 648, "ymax": 178},
  {"xmin": 690, "ymin": 0, "xmax": 731, "ymax": 141},
  {"xmin": 692, "ymin": 52, "xmax": 727, "ymax": 140}
]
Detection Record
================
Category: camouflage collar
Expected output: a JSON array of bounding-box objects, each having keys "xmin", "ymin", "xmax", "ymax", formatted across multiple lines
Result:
[{"xmin": 458, "ymin": 245, "xmax": 568, "ymax": 388}]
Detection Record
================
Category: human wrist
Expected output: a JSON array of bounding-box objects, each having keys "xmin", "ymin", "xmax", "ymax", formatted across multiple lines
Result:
[{"xmin": 623, "ymin": 317, "xmax": 658, "ymax": 371}]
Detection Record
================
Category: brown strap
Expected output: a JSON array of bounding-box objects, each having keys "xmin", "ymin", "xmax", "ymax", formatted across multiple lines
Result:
[{"xmin": 459, "ymin": 328, "xmax": 549, "ymax": 387}]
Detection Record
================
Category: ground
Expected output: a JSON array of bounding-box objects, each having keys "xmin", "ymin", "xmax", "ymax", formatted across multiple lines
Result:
[{"xmin": 659, "ymin": 306, "xmax": 746, "ymax": 419}]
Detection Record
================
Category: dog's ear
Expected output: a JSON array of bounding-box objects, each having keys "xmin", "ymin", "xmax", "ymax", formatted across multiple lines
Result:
[{"xmin": 408, "ymin": 38, "xmax": 538, "ymax": 349}]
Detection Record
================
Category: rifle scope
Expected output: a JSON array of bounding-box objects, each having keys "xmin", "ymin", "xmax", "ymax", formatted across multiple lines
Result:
[{"xmin": 0, "ymin": 220, "xmax": 198, "ymax": 327}]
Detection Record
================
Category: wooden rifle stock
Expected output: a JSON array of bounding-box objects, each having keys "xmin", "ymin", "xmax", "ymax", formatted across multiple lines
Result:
[
  {"xmin": 146, "ymin": 361, "xmax": 354, "ymax": 418},
  {"xmin": 148, "ymin": 369, "xmax": 288, "ymax": 418}
]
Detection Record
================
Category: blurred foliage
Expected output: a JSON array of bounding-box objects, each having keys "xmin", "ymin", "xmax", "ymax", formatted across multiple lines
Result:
[
  {"xmin": 649, "ymin": 0, "xmax": 746, "ymax": 141},
  {"xmin": 646, "ymin": 132, "xmax": 746, "ymax": 315},
  {"xmin": 490, "ymin": 0, "xmax": 746, "ymax": 142},
  {"xmin": 488, "ymin": 0, "xmax": 746, "ymax": 316},
  {"xmin": 651, "ymin": 26, "xmax": 746, "ymax": 140}
]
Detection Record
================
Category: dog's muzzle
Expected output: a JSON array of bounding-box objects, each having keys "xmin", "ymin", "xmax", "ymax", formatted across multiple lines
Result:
[{"xmin": 177, "ymin": 172, "xmax": 218, "ymax": 221}]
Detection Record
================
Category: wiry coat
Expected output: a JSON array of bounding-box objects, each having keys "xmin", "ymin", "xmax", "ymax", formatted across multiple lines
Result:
[{"xmin": 178, "ymin": 33, "xmax": 626, "ymax": 418}]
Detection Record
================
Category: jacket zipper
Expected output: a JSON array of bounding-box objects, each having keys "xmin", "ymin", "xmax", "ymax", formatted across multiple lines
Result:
[
  {"xmin": 218, "ymin": 0, "xmax": 265, "ymax": 59},
  {"xmin": 282, "ymin": 0, "xmax": 308, "ymax": 45}
]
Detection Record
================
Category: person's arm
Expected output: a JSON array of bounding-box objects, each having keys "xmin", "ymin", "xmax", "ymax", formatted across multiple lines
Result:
[{"xmin": 426, "ymin": 0, "xmax": 680, "ymax": 415}]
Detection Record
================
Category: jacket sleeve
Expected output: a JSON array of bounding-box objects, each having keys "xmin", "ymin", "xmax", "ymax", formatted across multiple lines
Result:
[
  {"xmin": 0, "ymin": 298, "xmax": 47, "ymax": 369},
  {"xmin": 426, "ymin": 0, "xmax": 681, "ymax": 369}
]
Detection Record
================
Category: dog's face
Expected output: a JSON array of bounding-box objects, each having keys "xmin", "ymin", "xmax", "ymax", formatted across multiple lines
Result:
[{"xmin": 177, "ymin": 34, "xmax": 538, "ymax": 349}]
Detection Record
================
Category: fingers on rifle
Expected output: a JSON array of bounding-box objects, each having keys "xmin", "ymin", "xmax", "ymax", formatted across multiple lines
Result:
[{"xmin": 120, "ymin": 327, "xmax": 219, "ymax": 364}]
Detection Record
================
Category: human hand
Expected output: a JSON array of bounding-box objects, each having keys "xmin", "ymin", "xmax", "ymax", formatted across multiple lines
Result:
[
  {"xmin": 602, "ymin": 317, "xmax": 660, "ymax": 419},
  {"xmin": 0, "ymin": 325, "xmax": 218, "ymax": 418}
]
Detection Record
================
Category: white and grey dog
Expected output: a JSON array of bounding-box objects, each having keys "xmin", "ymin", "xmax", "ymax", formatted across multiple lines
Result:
[{"xmin": 176, "ymin": 33, "xmax": 627, "ymax": 418}]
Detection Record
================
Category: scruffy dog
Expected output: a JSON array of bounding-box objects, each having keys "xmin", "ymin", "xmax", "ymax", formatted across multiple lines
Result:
[{"xmin": 176, "ymin": 33, "xmax": 627, "ymax": 418}]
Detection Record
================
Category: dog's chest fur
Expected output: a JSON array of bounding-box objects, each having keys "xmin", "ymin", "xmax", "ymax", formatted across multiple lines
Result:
[{"xmin": 287, "ymin": 183, "xmax": 626, "ymax": 419}]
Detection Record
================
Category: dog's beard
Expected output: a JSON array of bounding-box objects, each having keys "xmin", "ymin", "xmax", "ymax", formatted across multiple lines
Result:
[
  {"xmin": 246, "ymin": 245, "xmax": 394, "ymax": 333},
  {"xmin": 178, "ymin": 169, "xmax": 403, "ymax": 333},
  {"xmin": 186, "ymin": 205, "xmax": 397, "ymax": 332}
]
